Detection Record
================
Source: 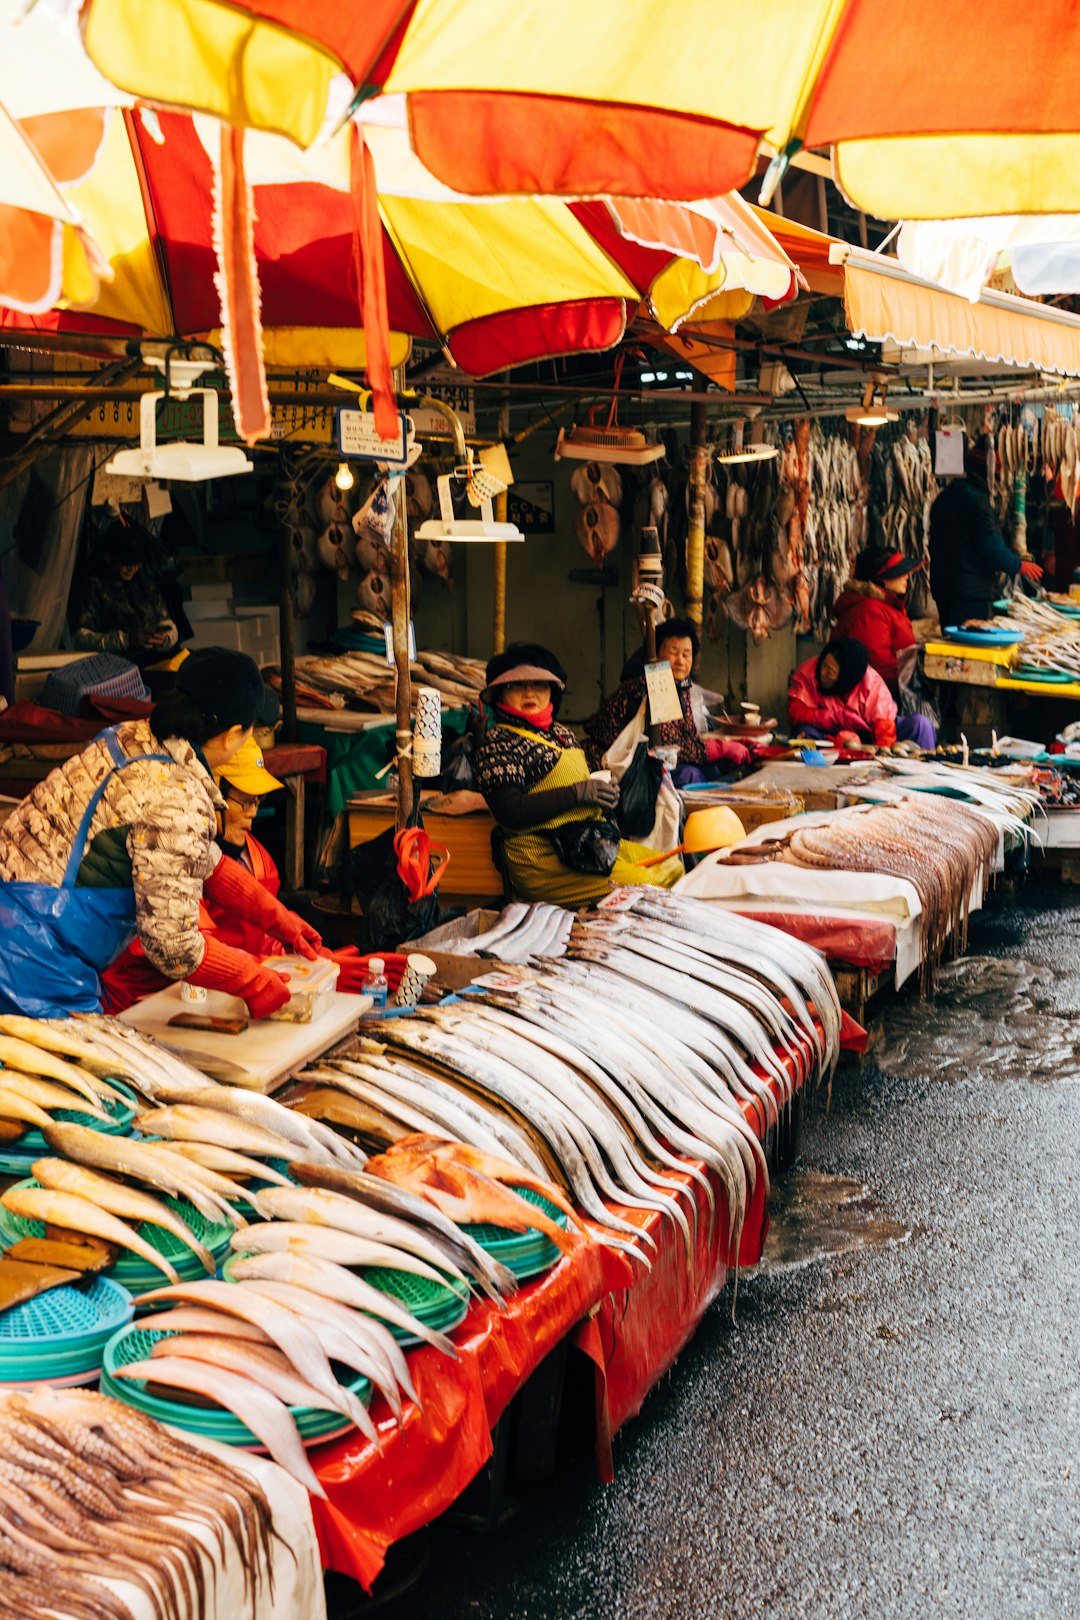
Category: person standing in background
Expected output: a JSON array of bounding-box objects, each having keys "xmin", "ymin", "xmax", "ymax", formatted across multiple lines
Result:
[
  {"xmin": 73, "ymin": 521, "xmax": 178, "ymax": 660},
  {"xmin": 929, "ymin": 434, "xmax": 1042, "ymax": 628}
]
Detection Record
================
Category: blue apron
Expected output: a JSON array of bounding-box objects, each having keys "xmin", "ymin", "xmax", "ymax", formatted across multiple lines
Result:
[{"xmin": 0, "ymin": 727, "xmax": 175, "ymax": 1017}]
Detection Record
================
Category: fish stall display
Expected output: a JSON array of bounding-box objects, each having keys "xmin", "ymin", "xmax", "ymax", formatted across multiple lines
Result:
[
  {"xmin": 0, "ymin": 1386, "xmax": 289, "ymax": 1620},
  {"xmin": 0, "ymin": 892, "xmax": 844, "ymax": 1546},
  {"xmin": 287, "ymin": 894, "xmax": 842, "ymax": 1268},
  {"xmin": 710, "ymin": 796, "xmax": 1001, "ymax": 980}
]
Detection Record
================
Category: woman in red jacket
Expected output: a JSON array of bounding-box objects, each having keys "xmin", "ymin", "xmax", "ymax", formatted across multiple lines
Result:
[
  {"xmin": 833, "ymin": 547, "xmax": 920, "ymax": 697},
  {"xmin": 788, "ymin": 638, "xmax": 936, "ymax": 750}
]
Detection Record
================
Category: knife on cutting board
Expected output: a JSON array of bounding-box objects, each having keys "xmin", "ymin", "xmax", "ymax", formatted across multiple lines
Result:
[{"xmin": 169, "ymin": 1012, "xmax": 250, "ymax": 1036}]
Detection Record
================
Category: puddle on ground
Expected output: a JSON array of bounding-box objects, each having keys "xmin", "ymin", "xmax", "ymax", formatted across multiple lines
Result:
[
  {"xmin": 753, "ymin": 1171, "xmax": 910, "ymax": 1275},
  {"xmin": 879, "ymin": 956, "xmax": 1080, "ymax": 1085}
]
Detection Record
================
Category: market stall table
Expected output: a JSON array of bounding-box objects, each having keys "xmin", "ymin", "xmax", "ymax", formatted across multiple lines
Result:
[{"xmin": 303, "ymin": 1017, "xmax": 852, "ymax": 1591}]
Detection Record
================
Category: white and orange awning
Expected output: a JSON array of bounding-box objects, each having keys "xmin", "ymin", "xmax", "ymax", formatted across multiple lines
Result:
[{"xmin": 832, "ymin": 244, "xmax": 1080, "ymax": 379}]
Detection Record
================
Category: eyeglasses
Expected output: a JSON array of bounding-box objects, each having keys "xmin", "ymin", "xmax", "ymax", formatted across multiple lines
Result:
[{"xmin": 225, "ymin": 792, "xmax": 261, "ymax": 814}]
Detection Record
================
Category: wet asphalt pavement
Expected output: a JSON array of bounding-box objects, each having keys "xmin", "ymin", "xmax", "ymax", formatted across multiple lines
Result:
[{"xmin": 335, "ymin": 878, "xmax": 1079, "ymax": 1619}]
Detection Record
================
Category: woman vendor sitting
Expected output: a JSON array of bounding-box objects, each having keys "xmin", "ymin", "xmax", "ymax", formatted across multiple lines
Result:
[
  {"xmin": 475, "ymin": 643, "xmax": 684, "ymax": 907},
  {"xmin": 787, "ymin": 637, "xmax": 935, "ymax": 751},
  {"xmin": 101, "ymin": 734, "xmax": 375, "ymax": 1010},
  {"xmin": 0, "ymin": 648, "xmax": 324, "ymax": 1019},
  {"xmin": 584, "ymin": 618, "xmax": 750, "ymax": 786}
]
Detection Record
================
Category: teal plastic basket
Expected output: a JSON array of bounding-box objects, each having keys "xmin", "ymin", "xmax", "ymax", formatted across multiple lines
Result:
[
  {"xmin": 0, "ymin": 1079, "xmax": 138, "ymax": 1175},
  {"xmin": 0, "ymin": 1275, "xmax": 133, "ymax": 1383},
  {"xmin": 100, "ymin": 1324, "xmax": 370, "ymax": 1447},
  {"xmin": 460, "ymin": 1185, "xmax": 568, "ymax": 1282},
  {"xmin": 0, "ymin": 1179, "xmax": 234, "ymax": 1290}
]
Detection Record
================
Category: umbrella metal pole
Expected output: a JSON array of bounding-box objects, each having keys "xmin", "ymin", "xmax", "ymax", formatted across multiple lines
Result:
[
  {"xmin": 277, "ymin": 523, "xmax": 298, "ymax": 745},
  {"xmin": 685, "ymin": 401, "xmax": 709, "ymax": 632},
  {"xmin": 392, "ymin": 480, "xmax": 414, "ymax": 830},
  {"xmin": 492, "ymin": 398, "xmax": 511, "ymax": 654}
]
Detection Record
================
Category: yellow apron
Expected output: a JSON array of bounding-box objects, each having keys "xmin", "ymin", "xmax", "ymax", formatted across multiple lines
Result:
[{"xmin": 498, "ymin": 729, "xmax": 684, "ymax": 907}]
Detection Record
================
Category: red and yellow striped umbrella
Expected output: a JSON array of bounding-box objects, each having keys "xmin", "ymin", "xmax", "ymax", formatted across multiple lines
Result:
[{"xmin": 76, "ymin": 0, "xmax": 1080, "ymax": 220}]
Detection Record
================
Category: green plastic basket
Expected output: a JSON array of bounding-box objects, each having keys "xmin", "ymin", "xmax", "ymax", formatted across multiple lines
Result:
[
  {"xmin": 0, "ymin": 1275, "xmax": 133, "ymax": 1383},
  {"xmin": 0, "ymin": 1079, "xmax": 138, "ymax": 1175},
  {"xmin": 100, "ymin": 1324, "xmax": 370, "ymax": 1447},
  {"xmin": 460, "ymin": 1185, "xmax": 567, "ymax": 1282},
  {"xmin": 0, "ymin": 1179, "xmax": 235, "ymax": 1290}
]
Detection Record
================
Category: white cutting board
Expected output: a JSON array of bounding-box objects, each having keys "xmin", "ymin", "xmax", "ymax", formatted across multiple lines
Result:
[{"xmin": 119, "ymin": 984, "xmax": 370, "ymax": 1092}]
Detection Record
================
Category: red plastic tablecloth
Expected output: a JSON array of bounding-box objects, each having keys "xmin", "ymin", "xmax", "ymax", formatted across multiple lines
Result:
[
  {"xmin": 305, "ymin": 1006, "xmax": 864, "ymax": 1588},
  {"xmin": 730, "ymin": 907, "xmax": 897, "ymax": 976}
]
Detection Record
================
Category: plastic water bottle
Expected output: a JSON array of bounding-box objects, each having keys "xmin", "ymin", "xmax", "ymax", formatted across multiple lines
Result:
[{"xmin": 360, "ymin": 957, "xmax": 389, "ymax": 1017}]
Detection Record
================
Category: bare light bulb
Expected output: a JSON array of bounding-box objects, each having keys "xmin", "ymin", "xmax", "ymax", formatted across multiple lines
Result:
[{"xmin": 334, "ymin": 461, "xmax": 355, "ymax": 492}]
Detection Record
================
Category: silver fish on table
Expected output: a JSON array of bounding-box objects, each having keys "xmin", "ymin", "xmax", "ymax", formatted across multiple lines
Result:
[
  {"xmin": 155, "ymin": 1085, "xmax": 366, "ymax": 1166},
  {"xmin": 150, "ymin": 1332, "xmax": 379, "ymax": 1446},
  {"xmin": 239, "ymin": 1277, "xmax": 417, "ymax": 1415},
  {"xmin": 251, "ymin": 1186, "xmax": 471, "ymax": 1285},
  {"xmin": 114, "ymin": 1355, "xmax": 327, "ymax": 1498},
  {"xmin": 228, "ymin": 1220, "xmax": 453, "ymax": 1286},
  {"xmin": 227, "ymin": 1251, "xmax": 460, "ymax": 1356},
  {"xmin": 134, "ymin": 1277, "xmax": 363, "ymax": 1418},
  {"xmin": 288, "ymin": 1160, "xmax": 517, "ymax": 1303},
  {"xmin": 134, "ymin": 1105, "xmax": 333, "ymax": 1167}
]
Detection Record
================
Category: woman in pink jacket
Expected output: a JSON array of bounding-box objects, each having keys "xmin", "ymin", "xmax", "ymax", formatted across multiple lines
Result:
[{"xmin": 788, "ymin": 638, "xmax": 935, "ymax": 750}]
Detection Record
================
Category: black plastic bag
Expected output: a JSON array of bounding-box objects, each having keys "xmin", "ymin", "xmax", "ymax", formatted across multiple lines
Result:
[
  {"xmin": 440, "ymin": 729, "xmax": 476, "ymax": 792},
  {"xmin": 549, "ymin": 818, "xmax": 621, "ymax": 876},
  {"xmin": 344, "ymin": 820, "xmax": 441, "ymax": 951},
  {"xmin": 614, "ymin": 741, "xmax": 663, "ymax": 839}
]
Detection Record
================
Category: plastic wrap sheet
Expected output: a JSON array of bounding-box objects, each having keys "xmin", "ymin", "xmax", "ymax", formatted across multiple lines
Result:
[{"xmin": 308, "ymin": 1231, "xmax": 625, "ymax": 1590}]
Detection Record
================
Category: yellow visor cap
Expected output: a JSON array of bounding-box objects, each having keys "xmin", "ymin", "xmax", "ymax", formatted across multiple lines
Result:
[{"xmin": 217, "ymin": 735, "xmax": 284, "ymax": 797}]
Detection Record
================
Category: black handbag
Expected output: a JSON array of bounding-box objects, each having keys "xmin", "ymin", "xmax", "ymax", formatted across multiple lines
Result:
[
  {"xmin": 549, "ymin": 818, "xmax": 621, "ymax": 876},
  {"xmin": 614, "ymin": 741, "xmax": 663, "ymax": 839}
]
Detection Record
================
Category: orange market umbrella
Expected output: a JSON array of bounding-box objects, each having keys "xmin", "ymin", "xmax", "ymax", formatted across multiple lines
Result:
[{"xmin": 74, "ymin": 0, "xmax": 1080, "ymax": 222}]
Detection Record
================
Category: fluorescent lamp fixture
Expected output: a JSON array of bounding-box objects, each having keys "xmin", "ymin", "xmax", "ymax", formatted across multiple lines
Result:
[
  {"xmin": 416, "ymin": 474, "xmax": 524, "ymax": 543},
  {"xmin": 106, "ymin": 357, "xmax": 251, "ymax": 483},
  {"xmin": 334, "ymin": 461, "xmax": 355, "ymax": 491},
  {"xmin": 844, "ymin": 380, "xmax": 898, "ymax": 426},
  {"xmin": 640, "ymin": 371, "xmax": 656, "ymax": 383},
  {"xmin": 714, "ymin": 421, "xmax": 778, "ymax": 465},
  {"xmin": 675, "ymin": 370, "xmax": 694, "ymax": 381},
  {"xmin": 654, "ymin": 371, "xmax": 669, "ymax": 382}
]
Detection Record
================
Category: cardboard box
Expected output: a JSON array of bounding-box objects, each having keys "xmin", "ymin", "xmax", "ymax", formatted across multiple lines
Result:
[{"xmin": 403, "ymin": 909, "xmax": 501, "ymax": 990}]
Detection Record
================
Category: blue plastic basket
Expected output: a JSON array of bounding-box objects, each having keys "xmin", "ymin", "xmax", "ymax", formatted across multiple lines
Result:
[{"xmin": 0, "ymin": 1078, "xmax": 138, "ymax": 1175}]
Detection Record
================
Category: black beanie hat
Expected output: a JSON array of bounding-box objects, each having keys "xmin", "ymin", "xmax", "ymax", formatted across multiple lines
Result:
[{"xmin": 176, "ymin": 648, "xmax": 266, "ymax": 733}]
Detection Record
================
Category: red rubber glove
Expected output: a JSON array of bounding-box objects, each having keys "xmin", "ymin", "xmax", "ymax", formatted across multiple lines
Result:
[
  {"xmin": 186, "ymin": 936, "xmax": 291, "ymax": 1019},
  {"xmin": 323, "ymin": 948, "xmax": 408, "ymax": 994},
  {"xmin": 704, "ymin": 736, "xmax": 751, "ymax": 766},
  {"xmin": 204, "ymin": 856, "xmax": 322, "ymax": 960},
  {"xmin": 1019, "ymin": 560, "xmax": 1043, "ymax": 582},
  {"xmin": 835, "ymin": 730, "xmax": 862, "ymax": 749}
]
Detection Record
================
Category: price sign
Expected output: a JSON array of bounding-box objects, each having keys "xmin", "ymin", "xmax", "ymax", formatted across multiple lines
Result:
[{"xmin": 336, "ymin": 408, "xmax": 412, "ymax": 466}]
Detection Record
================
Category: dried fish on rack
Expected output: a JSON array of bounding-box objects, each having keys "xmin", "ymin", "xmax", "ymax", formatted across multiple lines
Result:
[{"xmin": 292, "ymin": 647, "xmax": 486, "ymax": 714}]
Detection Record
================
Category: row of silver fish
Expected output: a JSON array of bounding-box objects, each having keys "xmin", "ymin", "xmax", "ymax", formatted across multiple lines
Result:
[
  {"xmin": 449, "ymin": 902, "xmax": 575, "ymax": 964},
  {"xmin": 294, "ymin": 894, "xmax": 842, "ymax": 1273}
]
